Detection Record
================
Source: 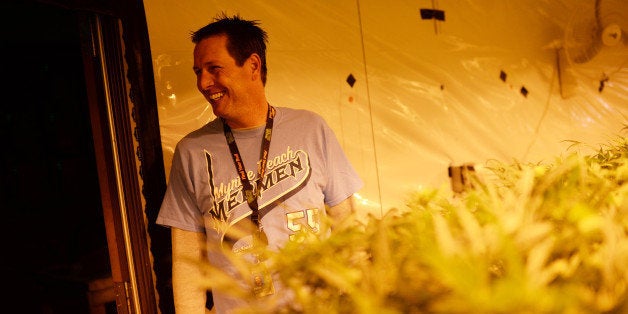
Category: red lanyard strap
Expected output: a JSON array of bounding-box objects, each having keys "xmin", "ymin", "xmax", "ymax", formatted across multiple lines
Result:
[{"xmin": 222, "ymin": 105, "xmax": 275, "ymax": 228}]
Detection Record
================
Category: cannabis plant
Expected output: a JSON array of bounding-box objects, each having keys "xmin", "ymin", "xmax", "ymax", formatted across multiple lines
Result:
[{"xmin": 201, "ymin": 134, "xmax": 627, "ymax": 313}]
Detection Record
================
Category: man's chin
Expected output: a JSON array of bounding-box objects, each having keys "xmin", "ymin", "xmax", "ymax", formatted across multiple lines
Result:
[{"xmin": 210, "ymin": 105, "xmax": 228, "ymax": 119}]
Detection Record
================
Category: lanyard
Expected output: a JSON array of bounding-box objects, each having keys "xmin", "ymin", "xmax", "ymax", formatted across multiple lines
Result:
[{"xmin": 222, "ymin": 105, "xmax": 275, "ymax": 228}]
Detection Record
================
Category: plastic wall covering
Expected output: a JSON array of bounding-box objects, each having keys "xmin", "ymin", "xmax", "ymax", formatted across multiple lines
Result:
[{"xmin": 144, "ymin": 0, "xmax": 627, "ymax": 216}]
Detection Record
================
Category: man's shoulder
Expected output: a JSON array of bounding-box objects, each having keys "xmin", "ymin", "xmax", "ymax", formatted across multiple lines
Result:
[
  {"xmin": 175, "ymin": 119, "xmax": 222, "ymax": 148},
  {"xmin": 276, "ymin": 106, "xmax": 325, "ymax": 123}
]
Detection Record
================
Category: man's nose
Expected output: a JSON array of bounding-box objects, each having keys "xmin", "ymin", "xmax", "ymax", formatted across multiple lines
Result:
[{"xmin": 198, "ymin": 72, "xmax": 214, "ymax": 90}]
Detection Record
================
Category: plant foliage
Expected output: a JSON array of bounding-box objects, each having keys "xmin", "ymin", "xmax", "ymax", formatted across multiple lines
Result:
[{"xmin": 202, "ymin": 135, "xmax": 628, "ymax": 313}]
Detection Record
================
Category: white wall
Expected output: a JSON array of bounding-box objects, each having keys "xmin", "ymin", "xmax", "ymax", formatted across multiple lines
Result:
[{"xmin": 144, "ymin": 0, "xmax": 627, "ymax": 215}]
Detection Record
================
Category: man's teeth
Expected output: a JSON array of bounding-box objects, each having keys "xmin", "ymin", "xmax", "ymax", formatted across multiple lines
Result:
[{"xmin": 209, "ymin": 92, "xmax": 224, "ymax": 100}]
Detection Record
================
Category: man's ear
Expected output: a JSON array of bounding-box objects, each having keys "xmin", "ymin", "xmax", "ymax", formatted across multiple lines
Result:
[{"xmin": 248, "ymin": 53, "xmax": 262, "ymax": 81}]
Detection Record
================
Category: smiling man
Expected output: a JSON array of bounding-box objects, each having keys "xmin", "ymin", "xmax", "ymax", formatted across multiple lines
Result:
[{"xmin": 156, "ymin": 14, "xmax": 363, "ymax": 313}]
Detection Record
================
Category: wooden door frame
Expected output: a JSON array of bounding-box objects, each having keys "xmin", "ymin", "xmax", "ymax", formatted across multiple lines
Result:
[{"xmin": 39, "ymin": 0, "xmax": 172, "ymax": 313}]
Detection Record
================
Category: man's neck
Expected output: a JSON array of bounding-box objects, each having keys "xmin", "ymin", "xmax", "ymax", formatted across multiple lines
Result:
[{"xmin": 226, "ymin": 102, "xmax": 269, "ymax": 130}]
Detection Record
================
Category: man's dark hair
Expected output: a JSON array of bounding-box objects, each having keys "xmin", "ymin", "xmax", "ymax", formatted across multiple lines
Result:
[{"xmin": 191, "ymin": 13, "xmax": 268, "ymax": 85}]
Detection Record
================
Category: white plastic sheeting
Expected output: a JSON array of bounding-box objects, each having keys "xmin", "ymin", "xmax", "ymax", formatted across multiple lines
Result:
[{"xmin": 144, "ymin": 0, "xmax": 627, "ymax": 216}]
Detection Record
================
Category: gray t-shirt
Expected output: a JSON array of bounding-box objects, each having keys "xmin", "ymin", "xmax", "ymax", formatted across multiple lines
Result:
[{"xmin": 157, "ymin": 106, "xmax": 363, "ymax": 313}]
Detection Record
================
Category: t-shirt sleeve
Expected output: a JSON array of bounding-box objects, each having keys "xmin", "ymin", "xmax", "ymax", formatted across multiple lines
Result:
[
  {"xmin": 156, "ymin": 143, "xmax": 206, "ymax": 232},
  {"xmin": 320, "ymin": 118, "xmax": 364, "ymax": 207}
]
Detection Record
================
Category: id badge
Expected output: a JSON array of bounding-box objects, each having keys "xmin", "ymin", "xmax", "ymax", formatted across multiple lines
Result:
[{"xmin": 251, "ymin": 260, "xmax": 275, "ymax": 298}]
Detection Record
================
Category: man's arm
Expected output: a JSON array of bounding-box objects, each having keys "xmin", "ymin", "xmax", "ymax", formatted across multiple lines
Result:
[
  {"xmin": 171, "ymin": 227, "xmax": 209, "ymax": 313},
  {"xmin": 327, "ymin": 195, "xmax": 357, "ymax": 230}
]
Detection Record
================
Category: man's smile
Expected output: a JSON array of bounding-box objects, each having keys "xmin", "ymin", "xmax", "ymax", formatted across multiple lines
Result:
[{"xmin": 209, "ymin": 91, "xmax": 225, "ymax": 100}]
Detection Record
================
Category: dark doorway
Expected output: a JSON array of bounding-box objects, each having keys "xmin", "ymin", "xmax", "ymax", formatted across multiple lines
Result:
[{"xmin": 1, "ymin": 1, "xmax": 113, "ymax": 313}]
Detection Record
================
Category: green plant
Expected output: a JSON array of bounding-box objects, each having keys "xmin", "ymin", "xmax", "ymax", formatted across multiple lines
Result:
[{"xmin": 202, "ymin": 134, "xmax": 628, "ymax": 313}]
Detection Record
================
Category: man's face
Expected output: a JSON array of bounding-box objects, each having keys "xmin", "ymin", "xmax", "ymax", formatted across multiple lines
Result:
[{"xmin": 193, "ymin": 34, "xmax": 254, "ymax": 119}]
